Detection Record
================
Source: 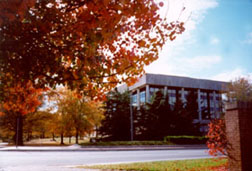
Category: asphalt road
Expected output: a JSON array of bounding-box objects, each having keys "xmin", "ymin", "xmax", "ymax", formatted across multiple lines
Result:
[{"xmin": 0, "ymin": 149, "xmax": 211, "ymax": 171}]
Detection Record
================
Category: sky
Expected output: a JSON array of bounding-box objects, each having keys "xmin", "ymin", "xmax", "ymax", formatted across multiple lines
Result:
[{"xmin": 145, "ymin": 0, "xmax": 252, "ymax": 82}]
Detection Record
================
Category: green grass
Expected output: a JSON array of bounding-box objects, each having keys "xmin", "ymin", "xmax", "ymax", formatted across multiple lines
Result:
[{"xmin": 78, "ymin": 158, "xmax": 227, "ymax": 171}]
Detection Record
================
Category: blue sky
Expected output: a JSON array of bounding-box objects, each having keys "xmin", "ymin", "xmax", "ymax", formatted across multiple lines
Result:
[{"xmin": 145, "ymin": 0, "xmax": 252, "ymax": 82}]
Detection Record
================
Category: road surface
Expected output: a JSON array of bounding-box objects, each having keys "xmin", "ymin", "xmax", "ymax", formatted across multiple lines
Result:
[{"xmin": 0, "ymin": 149, "xmax": 211, "ymax": 171}]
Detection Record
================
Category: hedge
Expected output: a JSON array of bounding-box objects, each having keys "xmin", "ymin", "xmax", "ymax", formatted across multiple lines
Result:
[{"xmin": 164, "ymin": 135, "xmax": 208, "ymax": 144}]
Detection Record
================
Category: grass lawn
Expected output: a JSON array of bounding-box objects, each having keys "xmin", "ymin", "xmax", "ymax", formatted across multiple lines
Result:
[
  {"xmin": 78, "ymin": 158, "xmax": 227, "ymax": 171},
  {"xmin": 21, "ymin": 137, "xmax": 89, "ymax": 146}
]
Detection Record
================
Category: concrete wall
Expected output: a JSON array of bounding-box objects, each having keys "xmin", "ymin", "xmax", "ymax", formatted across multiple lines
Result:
[
  {"xmin": 145, "ymin": 73, "xmax": 227, "ymax": 91},
  {"xmin": 117, "ymin": 73, "xmax": 228, "ymax": 92}
]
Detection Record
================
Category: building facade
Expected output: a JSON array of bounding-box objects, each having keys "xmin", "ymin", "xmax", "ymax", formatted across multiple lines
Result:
[{"xmin": 118, "ymin": 73, "xmax": 228, "ymax": 131}]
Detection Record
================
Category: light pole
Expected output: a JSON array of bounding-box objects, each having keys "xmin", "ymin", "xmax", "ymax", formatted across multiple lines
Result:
[{"xmin": 129, "ymin": 94, "xmax": 134, "ymax": 141}]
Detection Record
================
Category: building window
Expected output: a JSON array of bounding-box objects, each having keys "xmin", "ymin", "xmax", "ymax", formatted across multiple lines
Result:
[
  {"xmin": 209, "ymin": 93, "xmax": 215, "ymax": 118},
  {"xmin": 215, "ymin": 93, "xmax": 222, "ymax": 113},
  {"xmin": 200, "ymin": 91, "xmax": 209, "ymax": 119},
  {"xmin": 179, "ymin": 89, "xmax": 189, "ymax": 102},
  {"xmin": 168, "ymin": 89, "xmax": 176, "ymax": 106},
  {"xmin": 131, "ymin": 94, "xmax": 137, "ymax": 106},
  {"xmin": 140, "ymin": 91, "xmax": 146, "ymax": 104},
  {"xmin": 150, "ymin": 87, "xmax": 160, "ymax": 99}
]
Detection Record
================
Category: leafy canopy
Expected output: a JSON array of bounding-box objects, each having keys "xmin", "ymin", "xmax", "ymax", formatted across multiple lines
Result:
[
  {"xmin": 48, "ymin": 87, "xmax": 104, "ymax": 139},
  {"xmin": 227, "ymin": 77, "xmax": 252, "ymax": 102},
  {"xmin": 0, "ymin": 81, "xmax": 44, "ymax": 116},
  {"xmin": 0, "ymin": 0, "xmax": 185, "ymax": 99}
]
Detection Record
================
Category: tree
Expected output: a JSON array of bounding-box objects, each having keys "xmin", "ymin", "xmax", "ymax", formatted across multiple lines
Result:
[
  {"xmin": 0, "ymin": 81, "xmax": 45, "ymax": 145},
  {"xmin": 135, "ymin": 90, "xmax": 200, "ymax": 140},
  {"xmin": 180, "ymin": 91, "xmax": 200, "ymax": 135},
  {"xmin": 99, "ymin": 89, "xmax": 131, "ymax": 141},
  {"xmin": 185, "ymin": 91, "xmax": 199, "ymax": 120},
  {"xmin": 0, "ymin": 0, "xmax": 35, "ymax": 25},
  {"xmin": 226, "ymin": 77, "xmax": 252, "ymax": 102},
  {"xmin": 23, "ymin": 111, "xmax": 53, "ymax": 141},
  {"xmin": 49, "ymin": 87, "xmax": 103, "ymax": 144},
  {"xmin": 0, "ymin": 0, "xmax": 185, "ymax": 99},
  {"xmin": 207, "ymin": 77, "xmax": 252, "ymax": 157},
  {"xmin": 136, "ymin": 90, "xmax": 172, "ymax": 140},
  {"xmin": 0, "ymin": 1, "xmax": 185, "ymax": 144}
]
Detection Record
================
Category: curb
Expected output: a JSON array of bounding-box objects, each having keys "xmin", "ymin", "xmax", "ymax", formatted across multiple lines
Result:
[{"xmin": 0, "ymin": 145, "xmax": 208, "ymax": 152}]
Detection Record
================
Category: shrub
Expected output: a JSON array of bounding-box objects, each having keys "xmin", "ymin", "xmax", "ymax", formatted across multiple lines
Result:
[
  {"xmin": 164, "ymin": 135, "xmax": 207, "ymax": 144},
  {"xmin": 206, "ymin": 119, "xmax": 227, "ymax": 156}
]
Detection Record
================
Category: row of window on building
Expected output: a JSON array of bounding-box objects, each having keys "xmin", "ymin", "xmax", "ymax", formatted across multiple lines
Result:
[{"xmin": 131, "ymin": 86, "xmax": 222, "ymax": 120}]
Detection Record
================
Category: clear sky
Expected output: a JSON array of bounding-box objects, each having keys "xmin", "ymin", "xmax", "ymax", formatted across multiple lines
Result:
[{"xmin": 145, "ymin": 0, "xmax": 252, "ymax": 82}]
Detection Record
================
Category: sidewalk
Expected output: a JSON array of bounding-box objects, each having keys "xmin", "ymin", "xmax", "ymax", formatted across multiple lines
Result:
[{"xmin": 0, "ymin": 144, "xmax": 207, "ymax": 152}]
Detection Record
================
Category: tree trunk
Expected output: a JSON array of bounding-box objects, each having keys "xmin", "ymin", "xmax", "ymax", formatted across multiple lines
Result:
[
  {"xmin": 52, "ymin": 132, "xmax": 55, "ymax": 141},
  {"xmin": 15, "ymin": 115, "xmax": 23, "ymax": 146},
  {"xmin": 60, "ymin": 133, "xmax": 64, "ymax": 145},
  {"xmin": 75, "ymin": 130, "xmax": 79, "ymax": 144},
  {"xmin": 42, "ymin": 131, "xmax": 45, "ymax": 139},
  {"xmin": 27, "ymin": 131, "xmax": 32, "ymax": 141},
  {"xmin": 26, "ymin": 132, "xmax": 29, "ymax": 141},
  {"xmin": 30, "ymin": 131, "xmax": 32, "ymax": 141},
  {"xmin": 95, "ymin": 126, "xmax": 98, "ymax": 138}
]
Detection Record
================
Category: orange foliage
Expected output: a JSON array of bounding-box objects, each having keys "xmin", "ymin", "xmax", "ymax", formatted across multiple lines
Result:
[
  {"xmin": 0, "ymin": 0, "xmax": 185, "ymax": 100},
  {"xmin": 206, "ymin": 119, "xmax": 228, "ymax": 156},
  {"xmin": 1, "ymin": 81, "xmax": 46, "ymax": 116}
]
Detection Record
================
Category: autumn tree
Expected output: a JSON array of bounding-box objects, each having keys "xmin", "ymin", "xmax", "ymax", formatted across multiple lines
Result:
[
  {"xmin": 0, "ymin": 0, "xmax": 185, "ymax": 99},
  {"xmin": 0, "ymin": 81, "xmax": 45, "ymax": 145},
  {"xmin": 48, "ymin": 87, "xmax": 103, "ymax": 144},
  {"xmin": 207, "ymin": 77, "xmax": 252, "ymax": 156},
  {"xmin": 23, "ymin": 111, "xmax": 53, "ymax": 140},
  {"xmin": 0, "ymin": 0, "xmax": 184, "ymax": 144},
  {"xmin": 226, "ymin": 77, "xmax": 252, "ymax": 102}
]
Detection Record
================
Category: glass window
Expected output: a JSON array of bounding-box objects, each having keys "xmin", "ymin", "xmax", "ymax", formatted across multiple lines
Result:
[
  {"xmin": 200, "ymin": 91, "xmax": 209, "ymax": 119},
  {"xmin": 150, "ymin": 87, "xmax": 160, "ymax": 99},
  {"xmin": 215, "ymin": 93, "xmax": 222, "ymax": 113},
  {"xmin": 184, "ymin": 90, "xmax": 189, "ymax": 99},
  {"xmin": 168, "ymin": 89, "xmax": 176, "ymax": 106},
  {"xmin": 131, "ymin": 94, "xmax": 137, "ymax": 106},
  {"xmin": 209, "ymin": 93, "xmax": 216, "ymax": 118},
  {"xmin": 140, "ymin": 91, "xmax": 146, "ymax": 103},
  {"xmin": 179, "ymin": 89, "xmax": 189, "ymax": 102}
]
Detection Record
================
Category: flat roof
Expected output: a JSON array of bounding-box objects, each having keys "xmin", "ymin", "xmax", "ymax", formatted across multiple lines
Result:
[{"xmin": 118, "ymin": 73, "xmax": 228, "ymax": 92}]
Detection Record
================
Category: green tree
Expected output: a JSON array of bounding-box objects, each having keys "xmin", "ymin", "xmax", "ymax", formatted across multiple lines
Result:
[
  {"xmin": 137, "ymin": 90, "xmax": 170, "ymax": 140},
  {"xmin": 134, "ymin": 90, "xmax": 175, "ymax": 140},
  {"xmin": 166, "ymin": 91, "xmax": 200, "ymax": 136},
  {"xmin": 99, "ymin": 89, "xmax": 131, "ymax": 141},
  {"xmin": 136, "ymin": 90, "xmax": 199, "ymax": 140}
]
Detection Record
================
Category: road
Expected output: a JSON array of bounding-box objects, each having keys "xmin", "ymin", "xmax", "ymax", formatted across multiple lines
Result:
[{"xmin": 0, "ymin": 149, "xmax": 211, "ymax": 171}]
